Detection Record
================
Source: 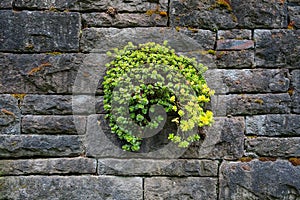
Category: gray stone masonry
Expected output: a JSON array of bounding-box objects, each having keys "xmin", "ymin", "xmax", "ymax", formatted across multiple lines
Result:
[{"xmin": 1, "ymin": 0, "xmax": 300, "ymax": 199}]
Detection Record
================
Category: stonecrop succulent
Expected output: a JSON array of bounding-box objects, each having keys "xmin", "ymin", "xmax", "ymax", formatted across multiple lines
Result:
[{"xmin": 102, "ymin": 41, "xmax": 214, "ymax": 151}]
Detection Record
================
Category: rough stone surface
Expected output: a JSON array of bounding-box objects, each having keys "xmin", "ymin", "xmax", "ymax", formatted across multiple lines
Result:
[
  {"xmin": 0, "ymin": 95, "xmax": 21, "ymax": 134},
  {"xmin": 0, "ymin": 0, "xmax": 12, "ymax": 8},
  {"xmin": 82, "ymin": 13, "xmax": 168, "ymax": 27},
  {"xmin": 218, "ymin": 29, "xmax": 252, "ymax": 40},
  {"xmin": 255, "ymin": 30, "xmax": 300, "ymax": 68},
  {"xmin": 288, "ymin": 6, "xmax": 300, "ymax": 29},
  {"xmin": 0, "ymin": 158, "xmax": 96, "ymax": 175},
  {"xmin": 98, "ymin": 159, "xmax": 219, "ymax": 176},
  {"xmin": 0, "ymin": 176, "xmax": 143, "ymax": 200},
  {"xmin": 220, "ymin": 160, "xmax": 300, "ymax": 200},
  {"xmin": 0, "ymin": 11, "xmax": 80, "ymax": 52},
  {"xmin": 245, "ymin": 137, "xmax": 300, "ymax": 157},
  {"xmin": 170, "ymin": 0, "xmax": 238, "ymax": 30},
  {"xmin": 246, "ymin": 114, "xmax": 300, "ymax": 136},
  {"xmin": 21, "ymin": 115, "xmax": 86, "ymax": 135},
  {"xmin": 85, "ymin": 115, "xmax": 244, "ymax": 160},
  {"xmin": 0, "ymin": 135, "xmax": 83, "ymax": 158},
  {"xmin": 80, "ymin": 28, "xmax": 216, "ymax": 53},
  {"xmin": 231, "ymin": 0, "xmax": 288, "ymax": 28},
  {"xmin": 205, "ymin": 69, "xmax": 289, "ymax": 94},
  {"xmin": 211, "ymin": 94, "xmax": 291, "ymax": 116},
  {"xmin": 0, "ymin": 53, "xmax": 82, "ymax": 94},
  {"xmin": 144, "ymin": 177, "xmax": 217, "ymax": 199},
  {"xmin": 182, "ymin": 117, "xmax": 245, "ymax": 160},
  {"xmin": 215, "ymin": 50, "xmax": 254, "ymax": 69},
  {"xmin": 291, "ymin": 70, "xmax": 300, "ymax": 113},
  {"xmin": 14, "ymin": 0, "xmax": 168, "ymax": 12},
  {"xmin": 216, "ymin": 40, "xmax": 254, "ymax": 50}
]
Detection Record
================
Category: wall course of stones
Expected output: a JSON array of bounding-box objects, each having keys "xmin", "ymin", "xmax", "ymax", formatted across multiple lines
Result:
[{"xmin": 0, "ymin": 0, "xmax": 299, "ymax": 199}]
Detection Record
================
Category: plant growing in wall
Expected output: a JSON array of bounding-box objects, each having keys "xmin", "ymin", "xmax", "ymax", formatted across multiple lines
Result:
[{"xmin": 102, "ymin": 41, "xmax": 214, "ymax": 151}]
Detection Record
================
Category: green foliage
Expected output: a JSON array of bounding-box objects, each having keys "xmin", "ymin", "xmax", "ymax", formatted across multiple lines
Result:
[{"xmin": 102, "ymin": 41, "xmax": 214, "ymax": 151}]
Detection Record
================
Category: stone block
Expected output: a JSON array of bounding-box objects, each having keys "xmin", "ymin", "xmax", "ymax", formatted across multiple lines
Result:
[
  {"xmin": 144, "ymin": 177, "xmax": 217, "ymax": 199},
  {"xmin": 0, "ymin": 135, "xmax": 83, "ymax": 158},
  {"xmin": 98, "ymin": 159, "xmax": 219, "ymax": 176},
  {"xmin": 291, "ymin": 70, "xmax": 300, "ymax": 113},
  {"xmin": 0, "ymin": 11, "xmax": 80, "ymax": 52},
  {"xmin": 219, "ymin": 160, "xmax": 300, "ymax": 199},
  {"xmin": 85, "ymin": 115, "xmax": 244, "ymax": 160},
  {"xmin": 21, "ymin": 115, "xmax": 86, "ymax": 135},
  {"xmin": 0, "ymin": 95, "xmax": 21, "ymax": 134},
  {"xmin": 80, "ymin": 28, "xmax": 216, "ymax": 53},
  {"xmin": 0, "ymin": 0, "xmax": 12, "ymax": 8},
  {"xmin": 245, "ymin": 137, "xmax": 300, "ymax": 157},
  {"xmin": 205, "ymin": 69, "xmax": 289, "ymax": 94},
  {"xmin": 255, "ymin": 30, "xmax": 300, "ymax": 68},
  {"xmin": 170, "ymin": 0, "xmax": 238, "ymax": 30},
  {"xmin": 231, "ymin": 0, "xmax": 288, "ymax": 28},
  {"xmin": 0, "ymin": 176, "xmax": 143, "ymax": 200},
  {"xmin": 218, "ymin": 29, "xmax": 252, "ymax": 40},
  {"xmin": 215, "ymin": 50, "xmax": 254, "ymax": 69},
  {"xmin": 246, "ymin": 114, "xmax": 300, "ymax": 136},
  {"xmin": 211, "ymin": 94, "xmax": 291, "ymax": 116},
  {"xmin": 288, "ymin": 6, "xmax": 300, "ymax": 29},
  {"xmin": 182, "ymin": 117, "xmax": 245, "ymax": 160},
  {"xmin": 217, "ymin": 40, "xmax": 254, "ymax": 50},
  {"xmin": 0, "ymin": 158, "xmax": 96, "ymax": 175},
  {"xmin": 82, "ymin": 13, "xmax": 168, "ymax": 27},
  {"xmin": 14, "ymin": 0, "xmax": 168, "ymax": 12},
  {"xmin": 0, "ymin": 53, "xmax": 82, "ymax": 94}
]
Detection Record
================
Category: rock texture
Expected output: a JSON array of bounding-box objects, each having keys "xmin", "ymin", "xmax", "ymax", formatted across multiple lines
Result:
[
  {"xmin": 220, "ymin": 160, "xmax": 300, "ymax": 199},
  {"xmin": 0, "ymin": 0, "xmax": 299, "ymax": 199}
]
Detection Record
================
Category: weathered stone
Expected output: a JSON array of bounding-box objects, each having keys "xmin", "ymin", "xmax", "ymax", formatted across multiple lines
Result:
[
  {"xmin": 291, "ymin": 70, "xmax": 300, "ymax": 113},
  {"xmin": 82, "ymin": 13, "xmax": 168, "ymax": 27},
  {"xmin": 177, "ymin": 28, "xmax": 216, "ymax": 50},
  {"xmin": 182, "ymin": 117, "xmax": 244, "ymax": 160},
  {"xmin": 14, "ymin": 0, "xmax": 168, "ymax": 12},
  {"xmin": 217, "ymin": 39, "xmax": 254, "ymax": 50},
  {"xmin": 0, "ymin": 0, "xmax": 12, "ymax": 8},
  {"xmin": 179, "ymin": 51, "xmax": 217, "ymax": 69},
  {"xmin": 145, "ymin": 177, "xmax": 217, "ymax": 199},
  {"xmin": 245, "ymin": 137, "xmax": 300, "ymax": 157},
  {"xmin": 246, "ymin": 114, "xmax": 300, "ymax": 136},
  {"xmin": 0, "ymin": 95, "xmax": 21, "ymax": 134},
  {"xmin": 0, "ymin": 11, "xmax": 80, "ymax": 52},
  {"xmin": 0, "ymin": 53, "xmax": 82, "ymax": 93},
  {"xmin": 21, "ymin": 95, "xmax": 104, "ymax": 115},
  {"xmin": 0, "ymin": 135, "xmax": 83, "ymax": 158},
  {"xmin": 85, "ymin": 114, "xmax": 188, "ymax": 159},
  {"xmin": 220, "ymin": 160, "xmax": 300, "ymax": 200},
  {"xmin": 231, "ymin": 0, "xmax": 288, "ymax": 28},
  {"xmin": 22, "ymin": 115, "xmax": 86, "ymax": 135},
  {"xmin": 211, "ymin": 94, "xmax": 291, "ymax": 116},
  {"xmin": 72, "ymin": 53, "xmax": 110, "ymax": 95},
  {"xmin": 22, "ymin": 95, "xmax": 72, "ymax": 115},
  {"xmin": 218, "ymin": 29, "xmax": 252, "ymax": 39},
  {"xmin": 80, "ymin": 28, "xmax": 216, "ymax": 53},
  {"xmin": 170, "ymin": 0, "xmax": 238, "ymax": 30},
  {"xmin": 288, "ymin": 6, "xmax": 300, "ymax": 29},
  {"xmin": 98, "ymin": 159, "xmax": 219, "ymax": 176},
  {"xmin": 255, "ymin": 30, "xmax": 300, "ymax": 68},
  {"xmin": 215, "ymin": 50, "xmax": 254, "ymax": 68},
  {"xmin": 0, "ymin": 176, "xmax": 143, "ymax": 200},
  {"xmin": 205, "ymin": 69, "xmax": 289, "ymax": 94},
  {"xmin": 0, "ymin": 158, "xmax": 96, "ymax": 175}
]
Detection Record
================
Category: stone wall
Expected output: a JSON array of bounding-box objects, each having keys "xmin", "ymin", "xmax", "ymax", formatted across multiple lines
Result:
[{"xmin": 0, "ymin": 0, "xmax": 299, "ymax": 199}]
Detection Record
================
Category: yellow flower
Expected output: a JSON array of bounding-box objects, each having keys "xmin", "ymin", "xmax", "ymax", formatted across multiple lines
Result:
[
  {"xmin": 170, "ymin": 96, "xmax": 176, "ymax": 102},
  {"xmin": 172, "ymin": 105, "xmax": 177, "ymax": 111},
  {"xmin": 178, "ymin": 110, "xmax": 185, "ymax": 117}
]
